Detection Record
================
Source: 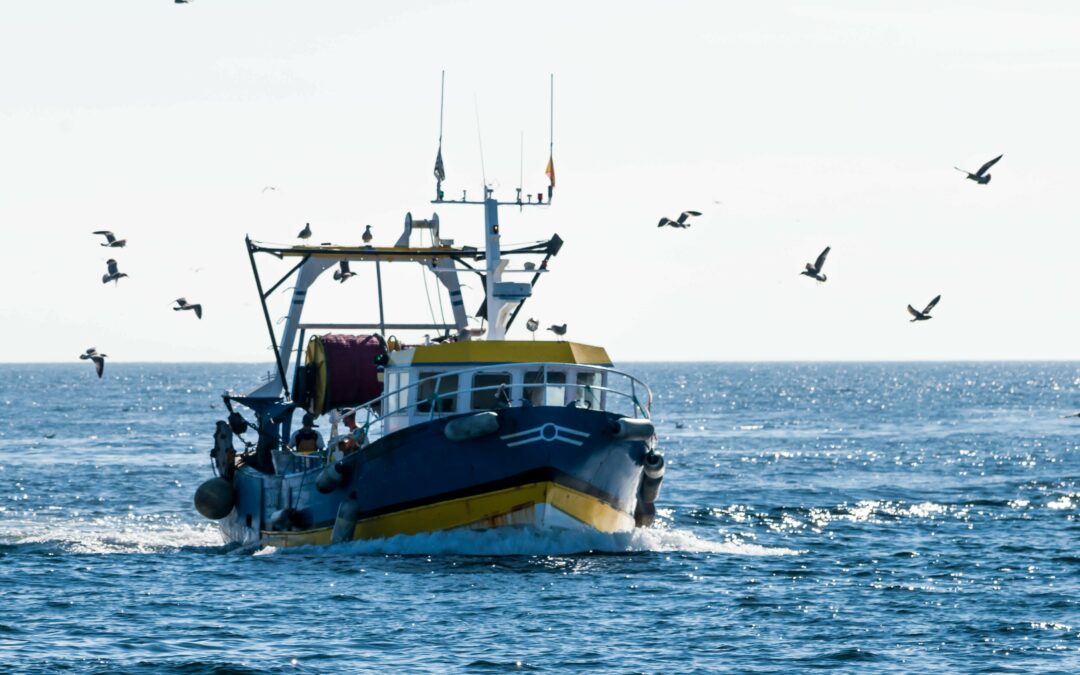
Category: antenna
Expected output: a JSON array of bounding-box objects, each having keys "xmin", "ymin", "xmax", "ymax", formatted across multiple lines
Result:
[
  {"xmin": 517, "ymin": 130, "xmax": 524, "ymax": 206},
  {"xmin": 474, "ymin": 94, "xmax": 487, "ymax": 190}
]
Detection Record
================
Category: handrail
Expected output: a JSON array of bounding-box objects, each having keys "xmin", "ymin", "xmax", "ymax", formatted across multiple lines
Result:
[{"xmin": 341, "ymin": 362, "xmax": 652, "ymax": 435}]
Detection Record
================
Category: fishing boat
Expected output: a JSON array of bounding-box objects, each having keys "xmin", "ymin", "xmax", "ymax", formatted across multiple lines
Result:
[{"xmin": 193, "ymin": 77, "xmax": 665, "ymax": 549}]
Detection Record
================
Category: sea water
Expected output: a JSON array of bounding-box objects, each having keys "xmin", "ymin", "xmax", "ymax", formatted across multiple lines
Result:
[{"xmin": 2, "ymin": 362, "xmax": 1080, "ymax": 673}]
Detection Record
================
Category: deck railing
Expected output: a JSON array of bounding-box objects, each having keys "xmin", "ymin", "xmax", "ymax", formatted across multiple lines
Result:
[
  {"xmin": 345, "ymin": 362, "xmax": 649, "ymax": 441},
  {"xmin": 281, "ymin": 363, "xmax": 650, "ymax": 473}
]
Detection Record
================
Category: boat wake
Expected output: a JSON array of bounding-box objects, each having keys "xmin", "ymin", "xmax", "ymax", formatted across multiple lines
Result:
[
  {"xmin": 3, "ymin": 514, "xmax": 224, "ymax": 554},
  {"xmin": 269, "ymin": 526, "xmax": 801, "ymax": 557}
]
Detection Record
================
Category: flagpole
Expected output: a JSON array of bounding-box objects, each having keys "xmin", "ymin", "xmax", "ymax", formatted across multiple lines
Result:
[
  {"xmin": 549, "ymin": 73, "xmax": 554, "ymax": 159},
  {"xmin": 434, "ymin": 70, "xmax": 445, "ymax": 201},
  {"xmin": 548, "ymin": 73, "xmax": 554, "ymax": 201}
]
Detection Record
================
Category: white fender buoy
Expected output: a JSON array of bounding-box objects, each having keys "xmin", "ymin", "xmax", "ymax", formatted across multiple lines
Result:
[
  {"xmin": 444, "ymin": 412, "xmax": 500, "ymax": 441},
  {"xmin": 611, "ymin": 418, "xmax": 655, "ymax": 441},
  {"xmin": 194, "ymin": 477, "xmax": 235, "ymax": 520},
  {"xmin": 316, "ymin": 460, "xmax": 348, "ymax": 494},
  {"xmin": 331, "ymin": 498, "xmax": 362, "ymax": 544}
]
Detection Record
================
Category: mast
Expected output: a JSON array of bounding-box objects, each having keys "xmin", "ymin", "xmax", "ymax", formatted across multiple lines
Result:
[{"xmin": 429, "ymin": 73, "xmax": 556, "ymax": 341}]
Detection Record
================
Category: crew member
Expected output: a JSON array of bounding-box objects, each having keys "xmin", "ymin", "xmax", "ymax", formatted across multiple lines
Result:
[
  {"xmin": 337, "ymin": 411, "xmax": 363, "ymax": 454},
  {"xmin": 289, "ymin": 413, "xmax": 325, "ymax": 454}
]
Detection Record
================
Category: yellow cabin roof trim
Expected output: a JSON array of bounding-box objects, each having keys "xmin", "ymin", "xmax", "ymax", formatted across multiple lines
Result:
[{"xmin": 395, "ymin": 341, "xmax": 612, "ymax": 367}]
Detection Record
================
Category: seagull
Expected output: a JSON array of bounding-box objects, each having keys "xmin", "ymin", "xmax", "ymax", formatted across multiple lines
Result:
[
  {"xmin": 362, "ymin": 225, "xmax": 373, "ymax": 244},
  {"xmin": 657, "ymin": 211, "xmax": 701, "ymax": 228},
  {"xmin": 261, "ymin": 186, "xmax": 277, "ymax": 193},
  {"xmin": 173, "ymin": 297, "xmax": 203, "ymax": 319},
  {"xmin": 79, "ymin": 348, "xmax": 107, "ymax": 378},
  {"xmin": 954, "ymin": 154, "xmax": 1003, "ymax": 185},
  {"xmin": 102, "ymin": 259, "xmax": 128, "ymax": 285},
  {"xmin": 175, "ymin": 0, "xmax": 190, "ymax": 4},
  {"xmin": 1061, "ymin": 411, "xmax": 1080, "ymax": 419},
  {"xmin": 333, "ymin": 260, "xmax": 355, "ymax": 283},
  {"xmin": 547, "ymin": 323, "xmax": 567, "ymax": 338},
  {"xmin": 907, "ymin": 295, "xmax": 941, "ymax": 322},
  {"xmin": 44, "ymin": 433, "xmax": 57, "ymax": 439},
  {"xmin": 800, "ymin": 246, "xmax": 831, "ymax": 282},
  {"xmin": 93, "ymin": 231, "xmax": 126, "ymax": 248},
  {"xmin": 298, "ymin": 223, "xmax": 312, "ymax": 240}
]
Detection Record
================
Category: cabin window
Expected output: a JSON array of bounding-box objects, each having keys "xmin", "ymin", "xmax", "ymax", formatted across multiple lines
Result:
[
  {"xmin": 524, "ymin": 369, "xmax": 566, "ymax": 407},
  {"xmin": 471, "ymin": 372, "xmax": 512, "ymax": 410},
  {"xmin": 417, "ymin": 372, "xmax": 458, "ymax": 414},
  {"xmin": 575, "ymin": 371, "xmax": 601, "ymax": 409}
]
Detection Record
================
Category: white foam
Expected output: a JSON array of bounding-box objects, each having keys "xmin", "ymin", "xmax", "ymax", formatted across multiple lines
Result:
[
  {"xmin": 282, "ymin": 526, "xmax": 801, "ymax": 557},
  {"xmin": 6, "ymin": 515, "xmax": 223, "ymax": 554}
]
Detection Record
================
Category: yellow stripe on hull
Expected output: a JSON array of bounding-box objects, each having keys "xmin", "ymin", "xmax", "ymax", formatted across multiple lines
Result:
[{"xmin": 260, "ymin": 481, "xmax": 634, "ymax": 549}]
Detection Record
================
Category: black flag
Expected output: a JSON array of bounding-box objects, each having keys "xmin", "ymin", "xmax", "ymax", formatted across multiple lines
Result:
[{"xmin": 434, "ymin": 148, "xmax": 446, "ymax": 182}]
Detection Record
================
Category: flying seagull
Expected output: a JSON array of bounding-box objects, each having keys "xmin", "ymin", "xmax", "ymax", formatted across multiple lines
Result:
[
  {"xmin": 657, "ymin": 211, "xmax": 701, "ymax": 228},
  {"xmin": 333, "ymin": 260, "xmax": 355, "ymax": 283},
  {"xmin": 297, "ymin": 223, "xmax": 312, "ymax": 240},
  {"xmin": 93, "ymin": 231, "xmax": 126, "ymax": 248},
  {"xmin": 801, "ymin": 246, "xmax": 831, "ymax": 282},
  {"xmin": 102, "ymin": 259, "xmax": 128, "ymax": 285},
  {"xmin": 79, "ymin": 348, "xmax": 106, "ymax": 378},
  {"xmin": 954, "ymin": 154, "xmax": 1003, "ymax": 185},
  {"xmin": 548, "ymin": 323, "xmax": 567, "ymax": 337},
  {"xmin": 173, "ymin": 297, "xmax": 203, "ymax": 319},
  {"xmin": 362, "ymin": 225, "xmax": 373, "ymax": 244},
  {"xmin": 261, "ymin": 186, "xmax": 277, "ymax": 193},
  {"xmin": 907, "ymin": 295, "xmax": 941, "ymax": 322}
]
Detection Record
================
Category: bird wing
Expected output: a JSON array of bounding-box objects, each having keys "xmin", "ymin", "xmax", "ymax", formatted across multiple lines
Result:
[
  {"xmin": 193, "ymin": 304, "xmax": 203, "ymax": 319},
  {"xmin": 107, "ymin": 259, "xmax": 119, "ymax": 275},
  {"xmin": 677, "ymin": 211, "xmax": 701, "ymax": 224},
  {"xmin": 923, "ymin": 294, "xmax": 941, "ymax": 314},
  {"xmin": 907, "ymin": 305, "xmax": 921, "ymax": 318},
  {"xmin": 657, "ymin": 218, "xmax": 671, "ymax": 228},
  {"xmin": 975, "ymin": 154, "xmax": 1003, "ymax": 177},
  {"xmin": 91, "ymin": 355, "xmax": 105, "ymax": 378},
  {"xmin": 93, "ymin": 230, "xmax": 115, "ymax": 243},
  {"xmin": 174, "ymin": 297, "xmax": 186, "ymax": 306},
  {"xmin": 814, "ymin": 246, "xmax": 831, "ymax": 272}
]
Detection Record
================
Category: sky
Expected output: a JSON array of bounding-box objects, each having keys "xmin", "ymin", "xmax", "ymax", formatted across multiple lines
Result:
[{"xmin": 3, "ymin": 1, "xmax": 1080, "ymax": 362}]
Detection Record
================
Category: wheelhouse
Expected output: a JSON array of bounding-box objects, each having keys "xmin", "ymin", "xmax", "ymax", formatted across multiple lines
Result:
[{"xmin": 371, "ymin": 341, "xmax": 650, "ymax": 435}]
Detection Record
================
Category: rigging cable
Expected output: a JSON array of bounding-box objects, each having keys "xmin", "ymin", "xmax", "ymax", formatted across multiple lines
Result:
[
  {"xmin": 428, "ymin": 229, "xmax": 449, "ymax": 329},
  {"xmin": 419, "ymin": 250, "xmax": 439, "ymax": 330}
]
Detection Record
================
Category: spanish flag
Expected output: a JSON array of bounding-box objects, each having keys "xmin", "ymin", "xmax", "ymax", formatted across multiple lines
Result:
[{"xmin": 545, "ymin": 155, "xmax": 555, "ymax": 189}]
